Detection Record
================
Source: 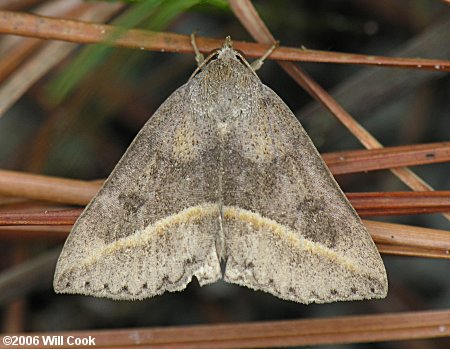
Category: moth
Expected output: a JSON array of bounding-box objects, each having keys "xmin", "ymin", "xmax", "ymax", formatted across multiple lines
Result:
[{"xmin": 54, "ymin": 36, "xmax": 388, "ymax": 304}]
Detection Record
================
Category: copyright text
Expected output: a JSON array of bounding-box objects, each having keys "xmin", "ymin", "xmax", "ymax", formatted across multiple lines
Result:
[{"xmin": 2, "ymin": 335, "xmax": 96, "ymax": 346}]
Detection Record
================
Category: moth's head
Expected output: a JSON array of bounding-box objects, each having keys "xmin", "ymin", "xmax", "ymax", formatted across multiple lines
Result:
[
  {"xmin": 222, "ymin": 36, "xmax": 233, "ymax": 49},
  {"xmin": 215, "ymin": 36, "xmax": 248, "ymax": 65},
  {"xmin": 189, "ymin": 36, "xmax": 257, "ymax": 81}
]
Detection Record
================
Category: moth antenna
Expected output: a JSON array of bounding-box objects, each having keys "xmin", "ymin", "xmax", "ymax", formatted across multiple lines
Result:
[
  {"xmin": 251, "ymin": 40, "xmax": 279, "ymax": 71},
  {"xmin": 190, "ymin": 32, "xmax": 205, "ymax": 67}
]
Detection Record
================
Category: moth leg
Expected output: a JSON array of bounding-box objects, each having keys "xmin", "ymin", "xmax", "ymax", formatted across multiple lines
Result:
[
  {"xmin": 190, "ymin": 32, "xmax": 205, "ymax": 67},
  {"xmin": 250, "ymin": 41, "xmax": 279, "ymax": 71}
]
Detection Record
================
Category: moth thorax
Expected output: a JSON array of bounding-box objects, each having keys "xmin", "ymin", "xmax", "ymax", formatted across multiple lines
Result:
[{"xmin": 217, "ymin": 47, "xmax": 238, "ymax": 60}]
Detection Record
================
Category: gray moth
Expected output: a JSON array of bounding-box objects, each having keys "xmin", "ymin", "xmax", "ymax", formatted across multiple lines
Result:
[{"xmin": 54, "ymin": 37, "xmax": 388, "ymax": 304}]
